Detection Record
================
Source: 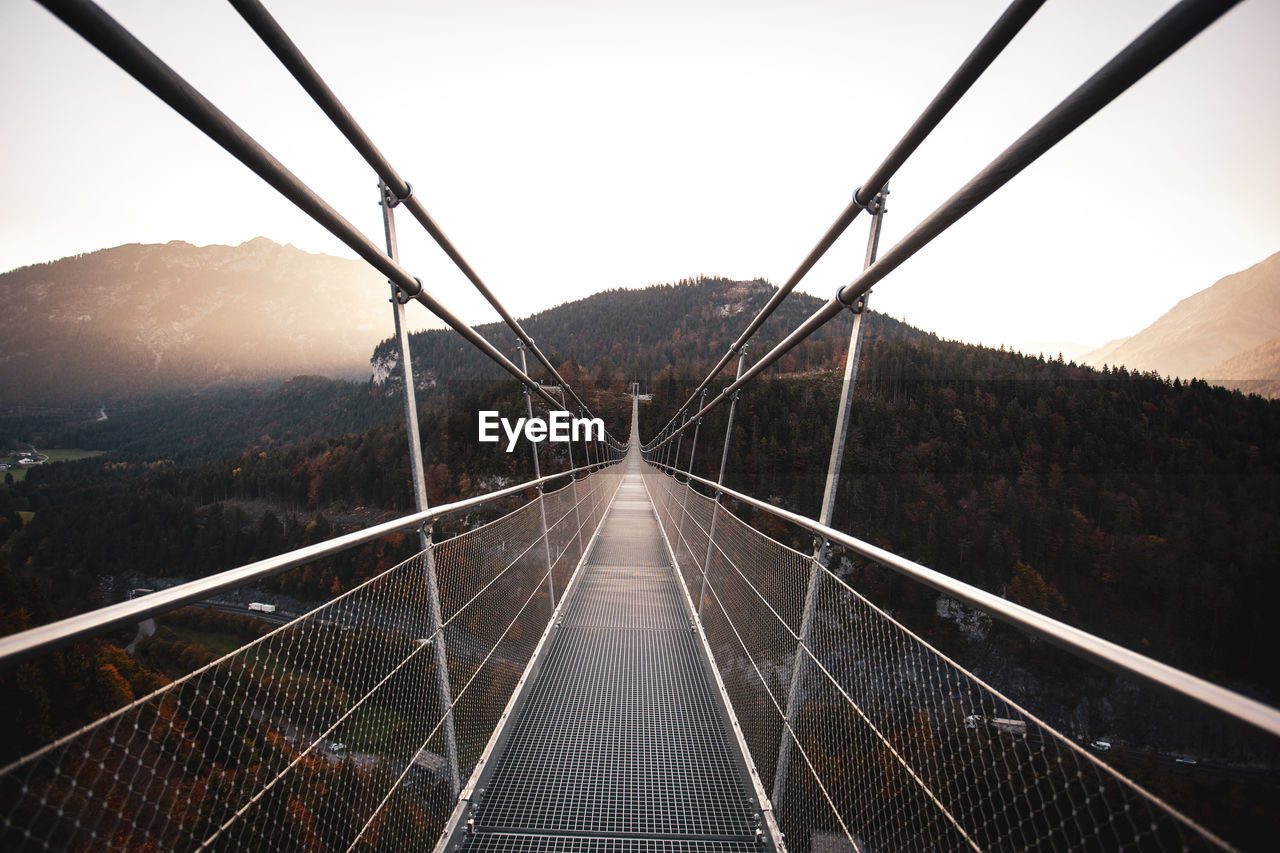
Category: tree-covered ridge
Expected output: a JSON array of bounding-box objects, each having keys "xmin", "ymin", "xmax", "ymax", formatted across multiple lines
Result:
[
  {"xmin": 7, "ymin": 272, "xmax": 1280, "ymax": 703},
  {"xmin": 2, "ymin": 271, "xmax": 1279, "ymax": 794},
  {"xmin": 1, "ymin": 377, "xmax": 617, "ymax": 608},
  {"xmin": 377, "ymin": 276, "xmax": 923, "ymax": 393},
  {"xmin": 649, "ymin": 329, "xmax": 1280, "ymax": 697},
  {"xmin": 12, "ymin": 375, "xmax": 404, "ymax": 466}
]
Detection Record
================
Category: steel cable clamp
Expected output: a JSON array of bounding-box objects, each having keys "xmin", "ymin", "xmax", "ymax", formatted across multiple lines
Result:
[
  {"xmin": 382, "ymin": 180, "xmax": 412, "ymax": 208},
  {"xmin": 390, "ymin": 276, "xmax": 422, "ymax": 304},
  {"xmin": 838, "ymin": 285, "xmax": 869, "ymax": 315},
  {"xmin": 853, "ymin": 184, "xmax": 891, "ymax": 215}
]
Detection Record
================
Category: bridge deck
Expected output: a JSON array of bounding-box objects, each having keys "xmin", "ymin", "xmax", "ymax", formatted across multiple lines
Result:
[{"xmin": 452, "ymin": 458, "xmax": 767, "ymax": 851}]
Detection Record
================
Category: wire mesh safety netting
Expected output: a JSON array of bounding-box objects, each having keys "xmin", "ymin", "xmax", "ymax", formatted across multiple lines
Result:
[
  {"xmin": 0, "ymin": 464, "xmax": 624, "ymax": 852},
  {"xmin": 640, "ymin": 460, "xmax": 1235, "ymax": 853}
]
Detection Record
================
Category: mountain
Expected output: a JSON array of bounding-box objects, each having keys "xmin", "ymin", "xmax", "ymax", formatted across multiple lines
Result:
[
  {"xmin": 1205, "ymin": 335, "xmax": 1280, "ymax": 398},
  {"xmin": 1080, "ymin": 336, "xmax": 1131, "ymax": 367},
  {"xmin": 13, "ymin": 276, "xmax": 1280, "ymax": 710},
  {"xmin": 1080, "ymin": 250, "xmax": 1280, "ymax": 384},
  {"xmin": 0, "ymin": 239, "xmax": 403, "ymax": 405},
  {"xmin": 6, "ymin": 274, "xmax": 1279, "ymax": 845},
  {"xmin": 1014, "ymin": 341, "xmax": 1095, "ymax": 361},
  {"xmin": 377, "ymin": 277, "xmax": 925, "ymax": 396}
]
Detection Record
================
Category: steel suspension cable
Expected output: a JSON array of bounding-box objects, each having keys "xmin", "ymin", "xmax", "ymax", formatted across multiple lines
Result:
[
  {"xmin": 651, "ymin": 0, "xmax": 1048, "ymax": 438},
  {"xmin": 227, "ymin": 0, "xmax": 598, "ymax": 422},
  {"xmin": 35, "ymin": 0, "xmax": 566, "ymax": 412},
  {"xmin": 650, "ymin": 0, "xmax": 1242, "ymax": 451}
]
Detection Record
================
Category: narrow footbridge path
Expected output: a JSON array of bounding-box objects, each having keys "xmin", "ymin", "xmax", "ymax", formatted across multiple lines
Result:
[
  {"xmin": 6, "ymin": 2, "xmax": 1273, "ymax": 849},
  {"xmin": 447, "ymin": 420, "xmax": 773, "ymax": 850}
]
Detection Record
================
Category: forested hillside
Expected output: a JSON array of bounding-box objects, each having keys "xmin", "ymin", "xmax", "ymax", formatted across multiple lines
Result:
[
  {"xmin": 1, "ymin": 377, "xmax": 614, "ymax": 607},
  {"xmin": 0, "ymin": 369, "xmax": 629, "ymax": 764},
  {"xmin": 375, "ymin": 277, "xmax": 923, "ymax": 393},
  {"xmin": 3, "ymin": 274, "xmax": 1279, "ymax": 777},
  {"xmin": 13, "ymin": 376, "xmax": 404, "ymax": 465},
  {"xmin": 642, "ymin": 331, "xmax": 1280, "ymax": 700}
]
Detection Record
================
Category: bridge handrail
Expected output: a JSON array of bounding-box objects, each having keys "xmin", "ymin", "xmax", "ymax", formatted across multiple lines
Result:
[
  {"xmin": 0, "ymin": 459, "xmax": 619, "ymax": 668},
  {"xmin": 36, "ymin": 0, "xmax": 575, "ymax": 414},
  {"xmin": 646, "ymin": 459, "xmax": 1280, "ymax": 740},
  {"xmin": 227, "ymin": 0, "xmax": 599, "ymax": 425},
  {"xmin": 646, "ymin": 0, "xmax": 1243, "ymax": 453},
  {"xmin": 650, "ymin": 0, "xmax": 1048, "ymax": 442}
]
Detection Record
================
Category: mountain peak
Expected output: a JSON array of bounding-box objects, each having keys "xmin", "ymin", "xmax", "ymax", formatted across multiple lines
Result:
[
  {"xmin": 237, "ymin": 236, "xmax": 283, "ymax": 250},
  {"xmin": 1081, "ymin": 250, "xmax": 1280, "ymax": 384},
  {"xmin": 0, "ymin": 239, "xmax": 394, "ymax": 405}
]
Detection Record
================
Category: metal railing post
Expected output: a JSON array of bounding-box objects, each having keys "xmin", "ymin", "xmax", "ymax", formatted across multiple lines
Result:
[
  {"xmin": 558, "ymin": 388, "xmax": 586, "ymax": 557},
  {"xmin": 772, "ymin": 186, "xmax": 888, "ymax": 811},
  {"xmin": 697, "ymin": 347, "xmax": 748, "ymax": 619},
  {"xmin": 675, "ymin": 389, "xmax": 707, "ymax": 560},
  {"xmin": 520, "ymin": 344, "xmax": 557, "ymax": 610},
  {"xmin": 593, "ymin": 417, "xmax": 603, "ymax": 466},
  {"xmin": 672, "ymin": 411, "xmax": 687, "ymax": 473},
  {"xmin": 581, "ymin": 406, "xmax": 595, "ymax": 469},
  {"xmin": 379, "ymin": 181, "xmax": 461, "ymax": 800}
]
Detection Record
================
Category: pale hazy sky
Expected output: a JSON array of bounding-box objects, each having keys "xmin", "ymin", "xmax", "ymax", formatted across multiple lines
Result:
[{"xmin": 1, "ymin": 0, "xmax": 1276, "ymax": 354}]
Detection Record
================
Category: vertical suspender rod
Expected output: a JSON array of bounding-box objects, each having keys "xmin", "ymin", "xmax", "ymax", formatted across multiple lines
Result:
[
  {"xmin": 697, "ymin": 347, "xmax": 749, "ymax": 619},
  {"xmin": 772, "ymin": 186, "xmax": 888, "ymax": 811},
  {"xmin": 520, "ymin": 344, "xmax": 558, "ymax": 610},
  {"xmin": 559, "ymin": 388, "xmax": 586, "ymax": 559},
  {"xmin": 379, "ymin": 181, "xmax": 461, "ymax": 801}
]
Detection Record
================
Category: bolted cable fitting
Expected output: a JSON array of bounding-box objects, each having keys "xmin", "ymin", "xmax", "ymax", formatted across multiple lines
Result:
[
  {"xmin": 836, "ymin": 283, "xmax": 869, "ymax": 315},
  {"xmin": 390, "ymin": 278, "xmax": 420, "ymax": 305},
  {"xmin": 853, "ymin": 184, "xmax": 890, "ymax": 213},
  {"xmin": 867, "ymin": 189, "xmax": 888, "ymax": 216},
  {"xmin": 382, "ymin": 180, "xmax": 412, "ymax": 208}
]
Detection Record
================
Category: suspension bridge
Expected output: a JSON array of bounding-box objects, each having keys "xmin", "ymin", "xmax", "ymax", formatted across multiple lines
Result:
[{"xmin": 2, "ymin": 0, "xmax": 1277, "ymax": 850}]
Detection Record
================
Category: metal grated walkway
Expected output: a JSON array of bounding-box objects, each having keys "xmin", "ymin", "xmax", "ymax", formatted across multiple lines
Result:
[{"xmin": 449, "ymin": 454, "xmax": 770, "ymax": 851}]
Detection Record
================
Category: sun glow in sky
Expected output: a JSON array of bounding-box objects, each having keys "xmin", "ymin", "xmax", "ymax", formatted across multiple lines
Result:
[{"xmin": 1, "ymin": 0, "xmax": 1277, "ymax": 355}]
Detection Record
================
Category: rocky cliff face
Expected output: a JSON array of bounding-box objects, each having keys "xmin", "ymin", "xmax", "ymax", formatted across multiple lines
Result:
[
  {"xmin": 0, "ymin": 239, "xmax": 406, "ymax": 404},
  {"xmin": 1081, "ymin": 251, "xmax": 1280, "ymax": 386}
]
